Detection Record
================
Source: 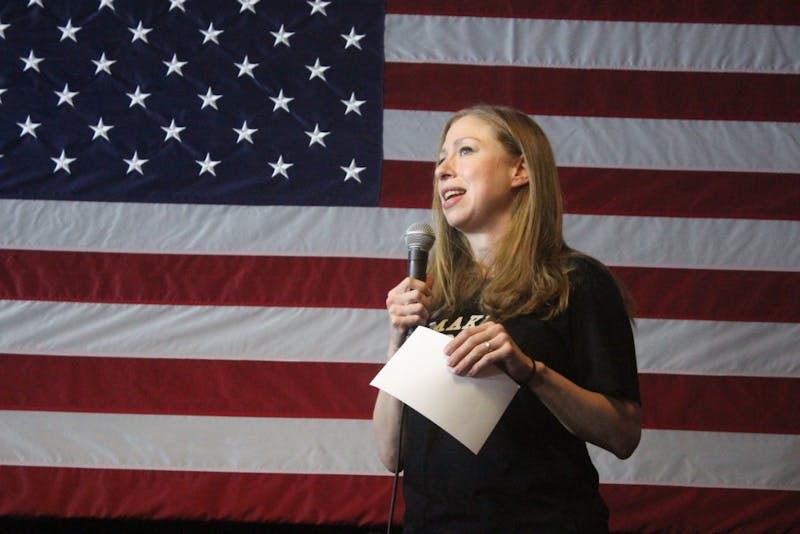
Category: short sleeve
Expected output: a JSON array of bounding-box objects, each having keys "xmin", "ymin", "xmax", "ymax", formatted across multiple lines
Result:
[{"xmin": 568, "ymin": 258, "xmax": 641, "ymax": 403}]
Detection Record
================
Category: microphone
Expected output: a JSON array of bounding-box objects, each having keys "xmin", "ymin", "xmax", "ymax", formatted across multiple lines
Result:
[{"xmin": 404, "ymin": 222, "xmax": 435, "ymax": 281}]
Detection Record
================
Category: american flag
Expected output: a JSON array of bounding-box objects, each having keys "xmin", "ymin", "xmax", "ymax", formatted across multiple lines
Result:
[{"xmin": 1, "ymin": 0, "xmax": 798, "ymax": 531}]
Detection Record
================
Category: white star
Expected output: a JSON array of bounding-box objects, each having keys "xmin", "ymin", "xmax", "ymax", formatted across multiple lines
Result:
[
  {"xmin": 268, "ymin": 155, "xmax": 293, "ymax": 178},
  {"xmin": 169, "ymin": 0, "xmax": 186, "ymax": 12},
  {"xmin": 126, "ymin": 85, "xmax": 150, "ymax": 108},
  {"xmin": 270, "ymin": 24, "xmax": 293, "ymax": 47},
  {"xmin": 341, "ymin": 92, "xmax": 366, "ymax": 115},
  {"xmin": 234, "ymin": 55, "xmax": 258, "ymax": 78},
  {"xmin": 305, "ymin": 58, "xmax": 330, "ymax": 81},
  {"xmin": 98, "ymin": 0, "xmax": 115, "ymax": 10},
  {"xmin": 200, "ymin": 22, "xmax": 223, "ymax": 45},
  {"xmin": 238, "ymin": 0, "xmax": 259, "ymax": 13},
  {"xmin": 28, "ymin": 0, "xmax": 44, "ymax": 7},
  {"xmin": 129, "ymin": 21, "xmax": 153, "ymax": 44},
  {"xmin": 0, "ymin": 88, "xmax": 7, "ymax": 104},
  {"xmin": 269, "ymin": 89, "xmax": 293, "ymax": 112},
  {"xmin": 92, "ymin": 52, "xmax": 116, "ymax": 75},
  {"xmin": 196, "ymin": 153, "xmax": 220, "ymax": 176},
  {"xmin": 0, "ymin": 20, "xmax": 10, "ymax": 39},
  {"xmin": 58, "ymin": 19, "xmax": 81, "ymax": 42},
  {"xmin": 89, "ymin": 118, "xmax": 113, "ymax": 141},
  {"xmin": 51, "ymin": 150, "xmax": 76, "ymax": 174},
  {"xmin": 198, "ymin": 87, "xmax": 221, "ymax": 110},
  {"xmin": 305, "ymin": 124, "xmax": 330, "ymax": 147},
  {"xmin": 233, "ymin": 121, "xmax": 258, "ymax": 144},
  {"xmin": 20, "ymin": 50, "xmax": 44, "ymax": 72},
  {"xmin": 341, "ymin": 158, "xmax": 366, "ymax": 183},
  {"xmin": 123, "ymin": 151, "xmax": 148, "ymax": 175},
  {"xmin": 54, "ymin": 83, "xmax": 78, "ymax": 107},
  {"xmin": 341, "ymin": 27, "xmax": 365, "ymax": 50},
  {"xmin": 163, "ymin": 53, "xmax": 187, "ymax": 77},
  {"xmin": 162, "ymin": 119, "xmax": 185, "ymax": 142},
  {"xmin": 307, "ymin": 0, "xmax": 330, "ymax": 16},
  {"xmin": 17, "ymin": 115, "xmax": 41, "ymax": 138}
]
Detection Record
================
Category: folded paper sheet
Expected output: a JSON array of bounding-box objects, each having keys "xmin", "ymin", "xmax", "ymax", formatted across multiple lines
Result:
[{"xmin": 370, "ymin": 326, "xmax": 520, "ymax": 454}]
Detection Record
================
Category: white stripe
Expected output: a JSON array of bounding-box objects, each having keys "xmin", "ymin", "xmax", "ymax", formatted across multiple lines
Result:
[
  {"xmin": 590, "ymin": 429, "xmax": 800, "ymax": 490},
  {"xmin": 385, "ymin": 15, "xmax": 800, "ymax": 74},
  {"xmin": 2, "ymin": 200, "xmax": 799, "ymax": 271},
  {"xmin": 1, "ymin": 411, "xmax": 798, "ymax": 490},
  {"xmin": 1, "ymin": 301, "xmax": 797, "ymax": 377},
  {"xmin": 383, "ymin": 109, "xmax": 800, "ymax": 174}
]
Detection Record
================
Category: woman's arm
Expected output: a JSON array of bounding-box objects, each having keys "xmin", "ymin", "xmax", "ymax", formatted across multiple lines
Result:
[
  {"xmin": 444, "ymin": 322, "xmax": 641, "ymax": 459},
  {"xmin": 372, "ymin": 277, "xmax": 431, "ymax": 471}
]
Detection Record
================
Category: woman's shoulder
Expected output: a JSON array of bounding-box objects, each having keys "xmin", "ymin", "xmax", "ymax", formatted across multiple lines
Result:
[{"xmin": 566, "ymin": 251, "xmax": 632, "ymax": 314}]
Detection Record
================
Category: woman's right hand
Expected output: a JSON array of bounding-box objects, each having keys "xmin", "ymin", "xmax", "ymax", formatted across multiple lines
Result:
[{"xmin": 385, "ymin": 276, "xmax": 431, "ymax": 355}]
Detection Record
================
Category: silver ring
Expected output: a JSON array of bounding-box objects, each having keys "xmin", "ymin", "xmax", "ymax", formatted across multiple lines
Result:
[{"xmin": 484, "ymin": 340, "xmax": 492, "ymax": 353}]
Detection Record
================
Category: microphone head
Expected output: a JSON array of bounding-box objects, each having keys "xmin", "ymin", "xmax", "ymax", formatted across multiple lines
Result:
[{"xmin": 405, "ymin": 222, "xmax": 435, "ymax": 252}]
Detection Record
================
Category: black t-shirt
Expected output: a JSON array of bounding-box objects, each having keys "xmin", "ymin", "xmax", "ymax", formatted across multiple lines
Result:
[{"xmin": 402, "ymin": 257, "xmax": 640, "ymax": 533}]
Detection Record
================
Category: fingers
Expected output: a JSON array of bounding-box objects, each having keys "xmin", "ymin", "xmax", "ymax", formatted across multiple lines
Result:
[
  {"xmin": 444, "ymin": 322, "xmax": 514, "ymax": 377},
  {"xmin": 386, "ymin": 277, "xmax": 431, "ymax": 330}
]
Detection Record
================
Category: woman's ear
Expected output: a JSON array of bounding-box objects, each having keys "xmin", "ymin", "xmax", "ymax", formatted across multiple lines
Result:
[{"xmin": 510, "ymin": 156, "xmax": 529, "ymax": 188}]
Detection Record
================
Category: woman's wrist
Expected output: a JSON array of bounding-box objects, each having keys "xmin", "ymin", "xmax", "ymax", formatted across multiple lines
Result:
[{"xmin": 515, "ymin": 359, "xmax": 539, "ymax": 388}]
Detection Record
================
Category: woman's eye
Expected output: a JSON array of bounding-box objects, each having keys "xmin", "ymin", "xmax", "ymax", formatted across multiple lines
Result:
[{"xmin": 459, "ymin": 146, "xmax": 474, "ymax": 156}]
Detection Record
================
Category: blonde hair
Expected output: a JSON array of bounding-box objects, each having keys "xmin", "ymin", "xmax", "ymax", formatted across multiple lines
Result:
[{"xmin": 430, "ymin": 105, "xmax": 573, "ymax": 321}]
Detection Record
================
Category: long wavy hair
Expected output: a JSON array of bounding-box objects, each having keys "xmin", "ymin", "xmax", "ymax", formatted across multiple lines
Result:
[{"xmin": 429, "ymin": 105, "xmax": 575, "ymax": 322}]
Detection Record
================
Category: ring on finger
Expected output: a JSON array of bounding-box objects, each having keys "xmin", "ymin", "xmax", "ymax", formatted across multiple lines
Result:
[{"xmin": 484, "ymin": 340, "xmax": 492, "ymax": 353}]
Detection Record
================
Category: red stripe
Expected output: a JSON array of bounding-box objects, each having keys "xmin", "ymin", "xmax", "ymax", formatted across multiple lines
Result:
[
  {"xmin": 601, "ymin": 484, "xmax": 800, "ymax": 533},
  {"xmin": 381, "ymin": 160, "xmax": 800, "ymax": 221},
  {"xmin": 386, "ymin": 0, "xmax": 800, "ymax": 25},
  {"xmin": 1, "ymin": 466, "xmax": 797, "ymax": 532},
  {"xmin": 0, "ymin": 466, "xmax": 398, "ymax": 525},
  {"xmin": 639, "ymin": 373, "xmax": 800, "ymax": 434},
  {"xmin": 611, "ymin": 266, "xmax": 800, "ymax": 323},
  {"xmin": 3, "ymin": 250, "xmax": 797, "ymax": 323},
  {"xmin": 3, "ymin": 355, "xmax": 798, "ymax": 434},
  {"xmin": 385, "ymin": 63, "xmax": 800, "ymax": 122}
]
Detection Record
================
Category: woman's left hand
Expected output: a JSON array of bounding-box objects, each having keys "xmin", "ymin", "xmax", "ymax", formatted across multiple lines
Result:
[{"xmin": 443, "ymin": 321, "xmax": 534, "ymax": 385}]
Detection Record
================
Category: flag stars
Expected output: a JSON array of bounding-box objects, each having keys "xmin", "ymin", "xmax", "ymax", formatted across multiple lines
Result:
[
  {"xmin": 90, "ymin": 118, "xmax": 113, "ymax": 141},
  {"xmin": 129, "ymin": 21, "xmax": 153, "ymax": 44},
  {"xmin": 51, "ymin": 150, "xmax": 76, "ymax": 174},
  {"xmin": 169, "ymin": 0, "xmax": 186, "ymax": 12},
  {"xmin": 124, "ymin": 151, "xmax": 148, "ymax": 175},
  {"xmin": 58, "ymin": 19, "xmax": 81, "ymax": 42},
  {"xmin": 306, "ymin": 58, "xmax": 330, "ymax": 81},
  {"xmin": 21, "ymin": 50, "xmax": 44, "ymax": 72},
  {"xmin": 234, "ymin": 121, "xmax": 258, "ymax": 144},
  {"xmin": 0, "ymin": 88, "xmax": 7, "ymax": 104},
  {"xmin": 199, "ymin": 87, "xmax": 222, "ymax": 110},
  {"xmin": 0, "ymin": 19, "xmax": 10, "ymax": 39},
  {"xmin": 92, "ymin": 52, "xmax": 115, "ymax": 75},
  {"xmin": 238, "ymin": 0, "xmax": 259, "ymax": 13},
  {"xmin": 164, "ymin": 53, "xmax": 187, "ymax": 77},
  {"xmin": 307, "ymin": 0, "xmax": 330, "ymax": 16},
  {"xmin": 270, "ymin": 89, "xmax": 293, "ymax": 112},
  {"xmin": 269, "ymin": 155, "xmax": 293, "ymax": 178},
  {"xmin": 28, "ymin": 0, "xmax": 44, "ymax": 8},
  {"xmin": 98, "ymin": 0, "xmax": 115, "ymax": 11},
  {"xmin": 162, "ymin": 119, "xmax": 185, "ymax": 142},
  {"xmin": 235, "ymin": 55, "xmax": 258, "ymax": 78},
  {"xmin": 17, "ymin": 115, "xmax": 41, "ymax": 138},
  {"xmin": 196, "ymin": 153, "xmax": 220, "ymax": 176},
  {"xmin": 341, "ymin": 92, "xmax": 366, "ymax": 115},
  {"xmin": 341, "ymin": 158, "xmax": 366, "ymax": 183},
  {"xmin": 126, "ymin": 86, "xmax": 150, "ymax": 108},
  {"xmin": 341, "ymin": 27, "xmax": 365, "ymax": 50},
  {"xmin": 55, "ymin": 83, "xmax": 78, "ymax": 107},
  {"xmin": 271, "ymin": 24, "xmax": 294, "ymax": 47},
  {"xmin": 305, "ymin": 124, "xmax": 330, "ymax": 147},
  {"xmin": 200, "ymin": 22, "xmax": 223, "ymax": 45}
]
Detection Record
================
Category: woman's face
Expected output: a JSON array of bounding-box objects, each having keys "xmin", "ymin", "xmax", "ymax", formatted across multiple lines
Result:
[{"xmin": 435, "ymin": 114, "xmax": 527, "ymax": 239}]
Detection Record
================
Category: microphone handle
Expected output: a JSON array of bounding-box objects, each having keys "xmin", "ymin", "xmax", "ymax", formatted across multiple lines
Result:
[{"xmin": 407, "ymin": 247, "xmax": 428, "ymax": 281}]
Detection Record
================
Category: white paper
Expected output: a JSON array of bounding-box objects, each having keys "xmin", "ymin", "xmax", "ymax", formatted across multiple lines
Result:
[{"xmin": 370, "ymin": 326, "xmax": 520, "ymax": 454}]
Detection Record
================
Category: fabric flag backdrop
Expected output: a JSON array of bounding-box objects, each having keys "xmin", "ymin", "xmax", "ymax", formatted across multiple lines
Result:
[{"xmin": 1, "ymin": 0, "xmax": 799, "ymax": 531}]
